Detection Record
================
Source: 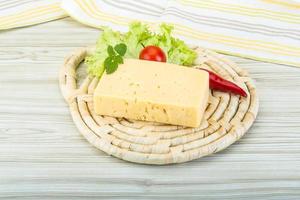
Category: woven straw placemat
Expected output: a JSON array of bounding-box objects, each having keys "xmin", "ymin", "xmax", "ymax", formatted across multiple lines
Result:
[{"xmin": 59, "ymin": 46, "xmax": 259, "ymax": 165}]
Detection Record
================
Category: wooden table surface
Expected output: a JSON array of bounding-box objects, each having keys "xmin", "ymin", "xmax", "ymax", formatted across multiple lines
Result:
[{"xmin": 1, "ymin": 18, "xmax": 300, "ymax": 200}]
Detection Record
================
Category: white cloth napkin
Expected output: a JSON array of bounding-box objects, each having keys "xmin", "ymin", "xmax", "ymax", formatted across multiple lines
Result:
[
  {"xmin": 61, "ymin": 0, "xmax": 300, "ymax": 67},
  {"xmin": 1, "ymin": 0, "xmax": 300, "ymax": 67},
  {"xmin": 0, "ymin": 0, "xmax": 67, "ymax": 30}
]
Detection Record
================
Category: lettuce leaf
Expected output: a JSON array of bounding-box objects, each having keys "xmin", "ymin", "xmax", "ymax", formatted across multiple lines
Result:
[
  {"xmin": 85, "ymin": 22, "xmax": 197, "ymax": 77},
  {"xmin": 85, "ymin": 28, "xmax": 124, "ymax": 77},
  {"xmin": 123, "ymin": 22, "xmax": 152, "ymax": 58}
]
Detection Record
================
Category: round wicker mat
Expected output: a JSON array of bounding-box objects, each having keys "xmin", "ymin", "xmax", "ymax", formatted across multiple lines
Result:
[{"xmin": 59, "ymin": 46, "xmax": 259, "ymax": 165}]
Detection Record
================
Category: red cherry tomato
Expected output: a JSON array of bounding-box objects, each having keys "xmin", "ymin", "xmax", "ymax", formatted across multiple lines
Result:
[{"xmin": 139, "ymin": 45, "xmax": 166, "ymax": 62}]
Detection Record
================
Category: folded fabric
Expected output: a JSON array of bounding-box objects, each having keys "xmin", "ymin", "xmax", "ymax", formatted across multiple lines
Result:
[
  {"xmin": 1, "ymin": 0, "xmax": 300, "ymax": 67},
  {"xmin": 61, "ymin": 0, "xmax": 300, "ymax": 67},
  {"xmin": 0, "ymin": 0, "xmax": 67, "ymax": 30}
]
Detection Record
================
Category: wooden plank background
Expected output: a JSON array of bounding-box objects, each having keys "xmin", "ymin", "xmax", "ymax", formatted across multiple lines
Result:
[{"xmin": 0, "ymin": 18, "xmax": 300, "ymax": 200}]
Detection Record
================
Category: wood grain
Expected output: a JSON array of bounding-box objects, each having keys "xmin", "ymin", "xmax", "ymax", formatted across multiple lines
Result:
[{"xmin": 0, "ymin": 17, "xmax": 300, "ymax": 199}]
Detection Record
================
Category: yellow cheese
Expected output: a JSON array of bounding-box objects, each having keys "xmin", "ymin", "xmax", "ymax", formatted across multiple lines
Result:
[{"xmin": 93, "ymin": 59, "xmax": 209, "ymax": 127}]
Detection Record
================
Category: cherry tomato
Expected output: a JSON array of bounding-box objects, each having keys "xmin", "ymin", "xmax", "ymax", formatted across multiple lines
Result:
[{"xmin": 139, "ymin": 45, "xmax": 166, "ymax": 62}]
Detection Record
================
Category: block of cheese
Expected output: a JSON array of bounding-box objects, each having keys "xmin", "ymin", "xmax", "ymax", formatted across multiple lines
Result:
[{"xmin": 93, "ymin": 59, "xmax": 209, "ymax": 127}]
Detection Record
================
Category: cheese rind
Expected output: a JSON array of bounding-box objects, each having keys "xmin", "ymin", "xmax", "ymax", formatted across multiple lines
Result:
[{"xmin": 93, "ymin": 59, "xmax": 209, "ymax": 127}]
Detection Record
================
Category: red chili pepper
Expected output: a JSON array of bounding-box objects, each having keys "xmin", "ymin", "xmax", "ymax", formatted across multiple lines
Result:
[{"xmin": 199, "ymin": 69, "xmax": 247, "ymax": 97}]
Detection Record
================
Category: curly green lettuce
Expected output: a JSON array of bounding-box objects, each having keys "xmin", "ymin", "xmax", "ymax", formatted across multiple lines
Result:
[{"xmin": 85, "ymin": 22, "xmax": 197, "ymax": 77}]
